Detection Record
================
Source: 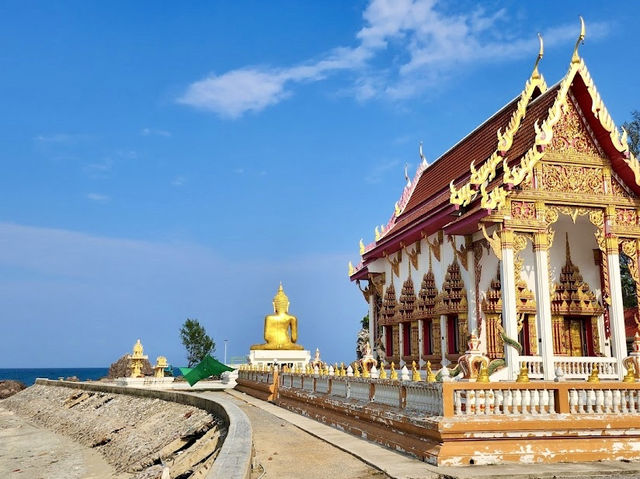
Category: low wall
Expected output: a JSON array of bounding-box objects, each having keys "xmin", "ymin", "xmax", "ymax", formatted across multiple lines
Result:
[
  {"xmin": 35, "ymin": 379, "xmax": 253, "ymax": 479},
  {"xmin": 237, "ymin": 370, "xmax": 640, "ymax": 466}
]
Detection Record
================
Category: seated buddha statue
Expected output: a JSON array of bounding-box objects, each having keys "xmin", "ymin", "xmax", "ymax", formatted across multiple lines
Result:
[{"xmin": 251, "ymin": 283, "xmax": 304, "ymax": 350}]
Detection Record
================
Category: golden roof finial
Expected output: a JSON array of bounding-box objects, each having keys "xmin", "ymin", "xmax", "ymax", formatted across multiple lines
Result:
[
  {"xmin": 359, "ymin": 239, "xmax": 365, "ymax": 256},
  {"xmin": 348, "ymin": 261, "xmax": 355, "ymax": 276},
  {"xmin": 565, "ymin": 232, "xmax": 572, "ymax": 265},
  {"xmin": 375, "ymin": 226, "xmax": 380, "ymax": 241},
  {"xmin": 572, "ymin": 16, "xmax": 586, "ymax": 64},
  {"xmin": 532, "ymin": 33, "xmax": 544, "ymax": 79}
]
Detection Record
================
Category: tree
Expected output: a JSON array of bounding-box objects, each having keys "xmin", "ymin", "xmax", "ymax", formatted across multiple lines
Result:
[
  {"xmin": 623, "ymin": 110, "xmax": 640, "ymax": 157},
  {"xmin": 180, "ymin": 319, "xmax": 215, "ymax": 367}
]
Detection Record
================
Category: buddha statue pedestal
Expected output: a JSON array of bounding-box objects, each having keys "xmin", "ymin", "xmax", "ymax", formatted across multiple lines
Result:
[
  {"xmin": 248, "ymin": 283, "xmax": 311, "ymax": 370},
  {"xmin": 249, "ymin": 348, "xmax": 311, "ymax": 370}
]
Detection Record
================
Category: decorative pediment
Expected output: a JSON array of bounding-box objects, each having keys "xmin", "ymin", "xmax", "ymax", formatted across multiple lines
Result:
[
  {"xmin": 398, "ymin": 277, "xmax": 416, "ymax": 319},
  {"xmin": 380, "ymin": 283, "xmax": 397, "ymax": 325},
  {"xmin": 481, "ymin": 266, "xmax": 536, "ymax": 315},
  {"xmin": 437, "ymin": 259, "xmax": 467, "ymax": 315},
  {"xmin": 416, "ymin": 269, "xmax": 439, "ymax": 320},
  {"xmin": 548, "ymin": 97, "xmax": 599, "ymax": 156},
  {"xmin": 551, "ymin": 233, "xmax": 604, "ymax": 316}
]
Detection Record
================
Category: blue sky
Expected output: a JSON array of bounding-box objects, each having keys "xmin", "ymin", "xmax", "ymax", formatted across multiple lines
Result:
[{"xmin": 1, "ymin": 1, "xmax": 638, "ymax": 367}]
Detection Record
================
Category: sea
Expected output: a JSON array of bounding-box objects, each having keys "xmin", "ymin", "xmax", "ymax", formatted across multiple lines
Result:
[{"xmin": 0, "ymin": 368, "xmax": 109, "ymax": 386}]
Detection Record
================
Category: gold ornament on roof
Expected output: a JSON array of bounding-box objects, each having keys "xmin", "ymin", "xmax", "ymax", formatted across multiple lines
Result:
[
  {"xmin": 251, "ymin": 283, "xmax": 305, "ymax": 351},
  {"xmin": 572, "ymin": 16, "xmax": 586, "ymax": 64}
]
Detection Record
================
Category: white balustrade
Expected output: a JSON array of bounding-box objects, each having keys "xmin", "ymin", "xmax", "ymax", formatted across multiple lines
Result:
[
  {"xmin": 373, "ymin": 383, "xmax": 401, "ymax": 408},
  {"xmin": 349, "ymin": 381, "xmax": 370, "ymax": 402},
  {"xmin": 404, "ymin": 383, "xmax": 444, "ymax": 416},
  {"xmin": 331, "ymin": 378, "xmax": 348, "ymax": 398},
  {"xmin": 316, "ymin": 377, "xmax": 330, "ymax": 394},
  {"xmin": 553, "ymin": 356, "xmax": 618, "ymax": 380},
  {"xmin": 519, "ymin": 356, "xmax": 544, "ymax": 379},
  {"xmin": 569, "ymin": 387, "xmax": 640, "ymax": 414},
  {"xmin": 453, "ymin": 387, "xmax": 558, "ymax": 415}
]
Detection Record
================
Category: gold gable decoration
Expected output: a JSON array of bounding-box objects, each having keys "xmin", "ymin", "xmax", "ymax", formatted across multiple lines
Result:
[
  {"xmin": 380, "ymin": 284, "xmax": 397, "ymax": 326},
  {"xmin": 437, "ymin": 260, "xmax": 467, "ymax": 316},
  {"xmin": 416, "ymin": 270, "xmax": 439, "ymax": 320},
  {"xmin": 398, "ymin": 277, "xmax": 416, "ymax": 320},
  {"xmin": 551, "ymin": 234, "xmax": 604, "ymax": 317},
  {"xmin": 548, "ymin": 96, "xmax": 599, "ymax": 156}
]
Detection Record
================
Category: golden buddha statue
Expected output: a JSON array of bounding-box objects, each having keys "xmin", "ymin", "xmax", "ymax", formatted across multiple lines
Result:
[{"xmin": 250, "ymin": 283, "xmax": 305, "ymax": 351}]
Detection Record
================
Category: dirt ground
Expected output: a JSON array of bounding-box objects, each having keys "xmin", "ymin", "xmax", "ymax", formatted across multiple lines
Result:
[
  {"xmin": 224, "ymin": 394, "xmax": 388, "ymax": 479},
  {"xmin": 0, "ymin": 407, "xmax": 128, "ymax": 479}
]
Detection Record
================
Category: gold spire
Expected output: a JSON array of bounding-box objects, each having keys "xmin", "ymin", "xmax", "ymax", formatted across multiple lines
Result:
[
  {"xmin": 348, "ymin": 261, "xmax": 355, "ymax": 276},
  {"xmin": 532, "ymin": 33, "xmax": 544, "ymax": 79},
  {"xmin": 572, "ymin": 16, "xmax": 586, "ymax": 64},
  {"xmin": 565, "ymin": 232, "xmax": 572, "ymax": 265},
  {"xmin": 359, "ymin": 239, "xmax": 365, "ymax": 255}
]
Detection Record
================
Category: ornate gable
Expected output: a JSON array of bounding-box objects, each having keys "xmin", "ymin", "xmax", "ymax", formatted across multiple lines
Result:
[{"xmin": 548, "ymin": 96, "xmax": 600, "ymax": 156}]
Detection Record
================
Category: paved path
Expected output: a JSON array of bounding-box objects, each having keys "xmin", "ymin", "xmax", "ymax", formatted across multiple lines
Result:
[
  {"xmin": 0, "ymin": 407, "xmax": 126, "ymax": 479},
  {"xmin": 222, "ymin": 389, "xmax": 640, "ymax": 479},
  {"xmin": 202, "ymin": 390, "xmax": 387, "ymax": 479}
]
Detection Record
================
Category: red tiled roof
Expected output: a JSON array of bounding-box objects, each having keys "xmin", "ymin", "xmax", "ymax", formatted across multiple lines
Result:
[{"xmin": 401, "ymin": 93, "xmax": 525, "ymax": 215}]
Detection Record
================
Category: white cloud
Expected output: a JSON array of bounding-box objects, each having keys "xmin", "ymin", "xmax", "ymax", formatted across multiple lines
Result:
[
  {"xmin": 141, "ymin": 128, "xmax": 171, "ymax": 137},
  {"xmin": 33, "ymin": 133, "xmax": 90, "ymax": 143},
  {"xmin": 179, "ymin": 0, "xmax": 609, "ymax": 118},
  {"xmin": 87, "ymin": 193, "xmax": 110, "ymax": 203}
]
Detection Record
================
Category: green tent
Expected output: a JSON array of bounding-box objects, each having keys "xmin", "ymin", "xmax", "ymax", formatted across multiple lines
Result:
[{"xmin": 180, "ymin": 355, "xmax": 234, "ymax": 386}]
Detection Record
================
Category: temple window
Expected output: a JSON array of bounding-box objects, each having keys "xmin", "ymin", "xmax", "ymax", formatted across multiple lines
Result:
[
  {"xmin": 422, "ymin": 319, "xmax": 433, "ymax": 355},
  {"xmin": 482, "ymin": 263, "xmax": 537, "ymax": 359},
  {"xmin": 437, "ymin": 259, "xmax": 468, "ymax": 359},
  {"xmin": 446, "ymin": 315, "xmax": 460, "ymax": 354},
  {"xmin": 403, "ymin": 324, "xmax": 411, "ymax": 356},
  {"xmin": 398, "ymin": 276, "xmax": 417, "ymax": 361},
  {"xmin": 385, "ymin": 325, "xmax": 394, "ymax": 356},
  {"xmin": 550, "ymin": 234, "xmax": 603, "ymax": 357},
  {"xmin": 415, "ymin": 263, "xmax": 441, "ymax": 362}
]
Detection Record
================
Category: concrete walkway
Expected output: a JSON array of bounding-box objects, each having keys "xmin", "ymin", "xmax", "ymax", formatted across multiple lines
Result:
[{"xmin": 224, "ymin": 389, "xmax": 640, "ymax": 479}]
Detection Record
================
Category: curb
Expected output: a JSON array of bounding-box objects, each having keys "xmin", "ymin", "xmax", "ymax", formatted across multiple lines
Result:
[{"xmin": 35, "ymin": 379, "xmax": 253, "ymax": 479}]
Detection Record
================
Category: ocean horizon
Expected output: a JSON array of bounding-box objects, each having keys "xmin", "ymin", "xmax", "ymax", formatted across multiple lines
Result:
[{"xmin": 0, "ymin": 367, "xmax": 109, "ymax": 386}]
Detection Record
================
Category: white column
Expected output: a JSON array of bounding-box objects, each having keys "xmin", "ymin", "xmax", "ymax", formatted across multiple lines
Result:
[
  {"xmin": 466, "ymin": 245, "xmax": 478, "ymax": 334},
  {"xmin": 418, "ymin": 319, "xmax": 424, "ymax": 366},
  {"xmin": 398, "ymin": 322, "xmax": 404, "ymax": 366},
  {"xmin": 608, "ymin": 241, "xmax": 627, "ymax": 380},
  {"xmin": 440, "ymin": 315, "xmax": 449, "ymax": 367},
  {"xmin": 533, "ymin": 233, "xmax": 555, "ymax": 380},
  {"xmin": 500, "ymin": 232, "xmax": 519, "ymax": 381},
  {"xmin": 367, "ymin": 294, "xmax": 375, "ymax": 354}
]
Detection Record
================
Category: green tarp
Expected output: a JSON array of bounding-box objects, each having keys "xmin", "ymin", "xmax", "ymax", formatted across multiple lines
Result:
[{"xmin": 180, "ymin": 355, "xmax": 234, "ymax": 386}]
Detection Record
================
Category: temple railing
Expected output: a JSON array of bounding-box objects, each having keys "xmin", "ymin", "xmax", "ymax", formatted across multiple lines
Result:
[
  {"xmin": 553, "ymin": 356, "xmax": 618, "ymax": 380},
  {"xmin": 518, "ymin": 356, "xmax": 544, "ymax": 379},
  {"xmin": 516, "ymin": 355, "xmax": 619, "ymax": 380},
  {"xmin": 239, "ymin": 369, "xmax": 640, "ymax": 418}
]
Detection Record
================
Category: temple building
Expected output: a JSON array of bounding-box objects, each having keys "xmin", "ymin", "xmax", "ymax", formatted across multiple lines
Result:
[{"xmin": 350, "ymin": 26, "xmax": 640, "ymax": 382}]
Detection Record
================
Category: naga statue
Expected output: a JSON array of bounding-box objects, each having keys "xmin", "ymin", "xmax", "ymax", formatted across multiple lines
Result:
[{"xmin": 250, "ymin": 283, "xmax": 305, "ymax": 351}]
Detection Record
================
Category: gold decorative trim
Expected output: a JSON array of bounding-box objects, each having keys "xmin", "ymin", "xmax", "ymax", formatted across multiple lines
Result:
[{"xmin": 449, "ymin": 40, "xmax": 548, "ymax": 207}]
